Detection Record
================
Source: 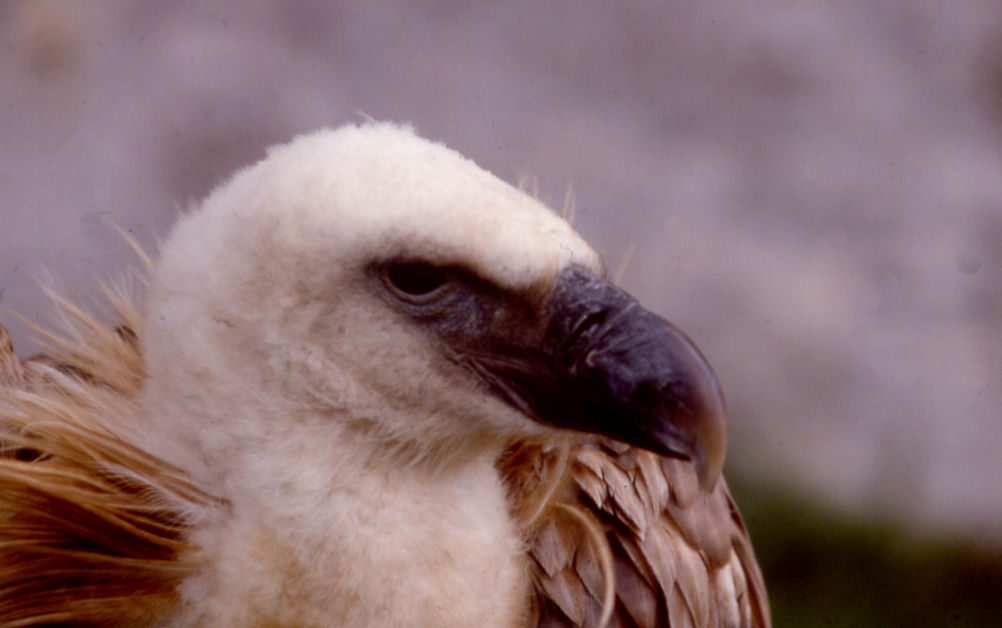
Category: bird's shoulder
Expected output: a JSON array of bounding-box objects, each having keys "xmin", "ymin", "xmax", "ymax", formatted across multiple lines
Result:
[
  {"xmin": 501, "ymin": 439, "xmax": 770, "ymax": 628},
  {"xmin": 0, "ymin": 309, "xmax": 209, "ymax": 627}
]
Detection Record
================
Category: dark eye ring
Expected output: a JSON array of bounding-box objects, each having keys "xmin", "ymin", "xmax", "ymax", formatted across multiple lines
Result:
[{"xmin": 383, "ymin": 262, "xmax": 450, "ymax": 302}]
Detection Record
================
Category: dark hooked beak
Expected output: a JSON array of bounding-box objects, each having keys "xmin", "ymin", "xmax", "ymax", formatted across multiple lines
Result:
[{"xmin": 477, "ymin": 266, "xmax": 727, "ymax": 491}]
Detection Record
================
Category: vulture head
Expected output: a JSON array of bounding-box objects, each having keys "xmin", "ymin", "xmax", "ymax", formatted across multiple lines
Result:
[
  {"xmin": 143, "ymin": 123, "xmax": 725, "ymax": 489},
  {"xmin": 2, "ymin": 122, "xmax": 769, "ymax": 628}
]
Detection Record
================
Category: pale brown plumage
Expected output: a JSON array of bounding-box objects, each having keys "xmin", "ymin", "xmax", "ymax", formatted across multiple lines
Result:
[
  {"xmin": 1, "ymin": 287, "xmax": 768, "ymax": 627},
  {"xmin": 504, "ymin": 441, "xmax": 769, "ymax": 627},
  {"xmin": 0, "ymin": 287, "xmax": 211, "ymax": 626}
]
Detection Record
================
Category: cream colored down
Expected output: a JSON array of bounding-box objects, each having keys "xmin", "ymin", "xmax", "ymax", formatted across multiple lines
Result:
[{"xmin": 137, "ymin": 123, "xmax": 599, "ymax": 626}]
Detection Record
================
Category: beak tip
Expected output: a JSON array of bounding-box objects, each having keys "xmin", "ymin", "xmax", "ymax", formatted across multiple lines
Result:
[
  {"xmin": 688, "ymin": 399, "xmax": 728, "ymax": 493},
  {"xmin": 693, "ymin": 445, "xmax": 725, "ymax": 493}
]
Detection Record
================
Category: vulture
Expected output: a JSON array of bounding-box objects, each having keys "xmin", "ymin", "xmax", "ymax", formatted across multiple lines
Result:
[{"xmin": 0, "ymin": 123, "xmax": 769, "ymax": 627}]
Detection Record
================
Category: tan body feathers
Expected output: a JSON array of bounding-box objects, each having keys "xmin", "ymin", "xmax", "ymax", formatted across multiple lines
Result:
[{"xmin": 506, "ymin": 441, "xmax": 768, "ymax": 627}]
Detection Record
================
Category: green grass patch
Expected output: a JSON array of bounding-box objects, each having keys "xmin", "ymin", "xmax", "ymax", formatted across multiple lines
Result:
[{"xmin": 728, "ymin": 478, "xmax": 1002, "ymax": 627}]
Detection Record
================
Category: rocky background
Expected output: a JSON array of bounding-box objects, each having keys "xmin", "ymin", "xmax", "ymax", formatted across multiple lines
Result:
[{"xmin": 3, "ymin": 2, "xmax": 1001, "ymax": 623}]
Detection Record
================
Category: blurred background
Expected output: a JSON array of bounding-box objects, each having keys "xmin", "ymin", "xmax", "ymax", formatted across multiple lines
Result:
[{"xmin": 2, "ymin": 1, "xmax": 1001, "ymax": 624}]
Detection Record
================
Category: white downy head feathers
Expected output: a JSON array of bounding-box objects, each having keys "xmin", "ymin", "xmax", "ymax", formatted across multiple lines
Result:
[{"xmin": 143, "ymin": 123, "xmax": 601, "ymax": 479}]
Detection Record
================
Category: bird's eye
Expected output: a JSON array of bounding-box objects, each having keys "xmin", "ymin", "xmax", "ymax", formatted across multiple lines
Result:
[{"xmin": 384, "ymin": 262, "xmax": 450, "ymax": 301}]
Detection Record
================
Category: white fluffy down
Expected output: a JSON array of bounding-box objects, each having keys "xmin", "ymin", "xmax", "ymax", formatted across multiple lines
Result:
[{"xmin": 137, "ymin": 123, "xmax": 600, "ymax": 626}]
